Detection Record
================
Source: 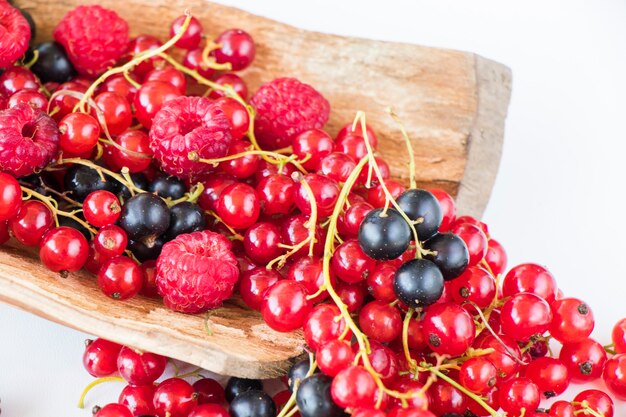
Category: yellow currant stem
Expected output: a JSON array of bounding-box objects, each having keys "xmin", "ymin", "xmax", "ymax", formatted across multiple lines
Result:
[
  {"xmin": 123, "ymin": 70, "xmax": 141, "ymax": 89},
  {"xmin": 205, "ymin": 210, "xmax": 244, "ymax": 241},
  {"xmin": 176, "ymin": 367, "xmax": 205, "ymax": 379},
  {"xmin": 276, "ymin": 352, "xmax": 317, "ymax": 417},
  {"xmin": 571, "ymin": 402, "xmax": 605, "ymax": 417},
  {"xmin": 401, "ymin": 308, "xmax": 417, "ymax": 373},
  {"xmin": 200, "ymin": 41, "xmax": 232, "ymax": 71},
  {"xmin": 77, "ymin": 376, "xmax": 126, "ymax": 408},
  {"xmin": 23, "ymin": 49, "xmax": 39, "ymax": 69},
  {"xmin": 452, "ymin": 347, "xmax": 495, "ymax": 364},
  {"xmin": 76, "ymin": 14, "xmax": 193, "ymax": 113},
  {"xmin": 305, "ymin": 285, "xmax": 327, "ymax": 301},
  {"xmin": 168, "ymin": 183, "xmax": 205, "ymax": 206},
  {"xmin": 98, "ymin": 138, "xmax": 152, "ymax": 160},
  {"xmin": 21, "ymin": 186, "xmax": 97, "ymax": 235},
  {"xmin": 429, "ymin": 369, "xmax": 500, "ymax": 416},
  {"xmin": 52, "ymin": 157, "xmax": 146, "ymax": 196},
  {"xmin": 298, "ymin": 177, "xmax": 318, "ymax": 257},
  {"xmin": 352, "ymin": 111, "xmax": 424, "ymax": 259},
  {"xmin": 388, "ymin": 108, "xmax": 417, "ymax": 190},
  {"xmin": 191, "ymin": 149, "xmax": 307, "ymax": 174}
]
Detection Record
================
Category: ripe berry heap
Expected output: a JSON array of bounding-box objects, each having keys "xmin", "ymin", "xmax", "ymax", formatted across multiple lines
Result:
[{"xmin": 0, "ymin": 4, "xmax": 624, "ymax": 417}]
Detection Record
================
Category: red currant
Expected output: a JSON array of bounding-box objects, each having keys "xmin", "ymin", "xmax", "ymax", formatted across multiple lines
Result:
[
  {"xmin": 303, "ymin": 303, "xmax": 349, "ymax": 350},
  {"xmin": 243, "ymin": 222, "xmax": 282, "ymax": 264},
  {"xmin": 295, "ymin": 173, "xmax": 340, "ymax": 218},
  {"xmin": 213, "ymin": 29, "xmax": 255, "ymax": 71},
  {"xmin": 59, "ymin": 112, "xmax": 100, "ymax": 154},
  {"xmin": 140, "ymin": 260, "xmax": 159, "ymax": 297},
  {"xmin": 214, "ymin": 97, "xmax": 250, "ymax": 141},
  {"xmin": 239, "ymin": 267, "xmax": 282, "ymax": 311},
  {"xmin": 366, "ymin": 263, "xmax": 397, "ymax": 303},
  {"xmin": 476, "ymin": 333, "xmax": 521, "ymax": 381},
  {"xmin": 209, "ymin": 73, "xmax": 248, "ymax": 100},
  {"xmin": 97, "ymin": 256, "xmax": 143, "ymax": 300},
  {"xmin": 39, "ymin": 226, "xmax": 89, "ymax": 273},
  {"xmin": 99, "ymin": 74, "xmax": 138, "ymax": 103},
  {"xmin": 117, "ymin": 346, "xmax": 167, "ymax": 385},
  {"xmin": 83, "ymin": 190, "xmax": 121, "ymax": 227},
  {"xmin": 428, "ymin": 188, "xmax": 456, "ymax": 232},
  {"xmin": 198, "ymin": 175, "xmax": 236, "ymax": 212},
  {"xmin": 336, "ymin": 281, "xmax": 366, "ymax": 312},
  {"xmin": 0, "ymin": 66, "xmax": 39, "ymax": 96},
  {"xmin": 572, "ymin": 389, "xmax": 614, "ymax": 417},
  {"xmin": 428, "ymin": 380, "xmax": 467, "ymax": 416},
  {"xmin": 94, "ymin": 404, "xmax": 132, "ymax": 417},
  {"xmin": 261, "ymin": 280, "xmax": 312, "ymax": 332},
  {"xmin": 450, "ymin": 222, "xmax": 487, "ymax": 266},
  {"xmin": 336, "ymin": 122, "xmax": 378, "ymax": 147},
  {"xmin": 193, "ymin": 378, "xmax": 226, "ymax": 404},
  {"xmin": 337, "ymin": 201, "xmax": 373, "ymax": 238},
  {"xmin": 287, "ymin": 256, "xmax": 331, "ymax": 303},
  {"xmin": 500, "ymin": 292, "xmax": 552, "ymax": 341},
  {"xmin": 82, "ymin": 338, "xmax": 123, "ymax": 377},
  {"xmin": 94, "ymin": 225, "xmax": 128, "ymax": 258},
  {"xmin": 317, "ymin": 339, "xmax": 354, "ymax": 377},
  {"xmin": 331, "ymin": 365, "xmax": 378, "ymax": 409},
  {"xmin": 524, "ymin": 356, "xmax": 570, "ymax": 398},
  {"xmin": 221, "ymin": 140, "xmax": 259, "ymax": 179},
  {"xmin": 319, "ymin": 152, "xmax": 356, "ymax": 183},
  {"xmin": 458, "ymin": 356, "xmax": 497, "ymax": 394},
  {"xmin": 8, "ymin": 89, "xmax": 48, "ymax": 110},
  {"xmin": 256, "ymin": 174, "xmax": 295, "ymax": 215},
  {"xmin": 119, "ymin": 384, "xmax": 156, "ymax": 416},
  {"xmin": 153, "ymin": 377, "xmax": 198, "ymax": 417},
  {"xmin": 170, "ymin": 15, "xmax": 204, "ymax": 50},
  {"xmin": 559, "ymin": 337, "xmax": 607, "ymax": 382},
  {"xmin": 502, "ymin": 263, "xmax": 557, "ymax": 303},
  {"xmin": 93, "ymin": 92, "xmax": 133, "ymax": 135},
  {"xmin": 292, "ymin": 129, "xmax": 334, "ymax": 170},
  {"xmin": 498, "ymin": 377, "xmax": 540, "ymax": 416},
  {"xmin": 549, "ymin": 297, "xmax": 594, "ymax": 343},
  {"xmin": 9, "ymin": 200, "xmax": 53, "ymax": 246},
  {"xmin": 484, "ymin": 238, "xmax": 507, "ymax": 277},
  {"xmin": 359, "ymin": 300, "xmax": 402, "ymax": 343},
  {"xmin": 0, "ymin": 172, "xmax": 23, "ymax": 221},
  {"xmin": 613, "ymin": 318, "xmax": 626, "ymax": 353},
  {"xmin": 127, "ymin": 35, "xmax": 164, "ymax": 77},
  {"xmin": 188, "ymin": 404, "xmax": 230, "ymax": 417},
  {"xmin": 602, "ymin": 353, "xmax": 626, "ymax": 400},
  {"xmin": 549, "ymin": 401, "xmax": 575, "ymax": 417},
  {"xmin": 103, "ymin": 129, "xmax": 153, "ymax": 173},
  {"xmin": 422, "ymin": 302, "xmax": 475, "ymax": 356},
  {"xmin": 216, "ymin": 182, "xmax": 260, "ymax": 229},
  {"xmin": 133, "ymin": 80, "xmax": 181, "ymax": 129},
  {"xmin": 448, "ymin": 265, "xmax": 496, "ymax": 310}
]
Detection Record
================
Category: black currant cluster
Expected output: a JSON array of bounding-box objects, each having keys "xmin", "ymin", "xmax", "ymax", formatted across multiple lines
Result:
[
  {"xmin": 61, "ymin": 165, "xmax": 206, "ymax": 261},
  {"xmin": 358, "ymin": 188, "xmax": 470, "ymax": 309},
  {"xmin": 288, "ymin": 357, "xmax": 345, "ymax": 417},
  {"xmin": 225, "ymin": 377, "xmax": 275, "ymax": 417}
]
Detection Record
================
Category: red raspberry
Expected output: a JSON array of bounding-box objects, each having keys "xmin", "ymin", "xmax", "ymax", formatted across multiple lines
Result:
[
  {"xmin": 0, "ymin": 1, "xmax": 31, "ymax": 68},
  {"xmin": 53, "ymin": 5, "xmax": 129, "ymax": 76},
  {"xmin": 0, "ymin": 103, "xmax": 59, "ymax": 177},
  {"xmin": 250, "ymin": 77, "xmax": 330, "ymax": 150},
  {"xmin": 156, "ymin": 230, "xmax": 239, "ymax": 313},
  {"xmin": 149, "ymin": 96, "xmax": 232, "ymax": 180}
]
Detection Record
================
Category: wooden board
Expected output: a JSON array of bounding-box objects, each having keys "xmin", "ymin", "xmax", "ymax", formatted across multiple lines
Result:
[{"xmin": 4, "ymin": 0, "xmax": 512, "ymax": 377}]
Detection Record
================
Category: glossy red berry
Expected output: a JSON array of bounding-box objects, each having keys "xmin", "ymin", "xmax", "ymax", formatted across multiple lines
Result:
[
  {"xmin": 292, "ymin": 129, "xmax": 334, "ymax": 170},
  {"xmin": 153, "ymin": 377, "xmax": 198, "ymax": 417},
  {"xmin": 359, "ymin": 300, "xmax": 402, "ymax": 343},
  {"xmin": 39, "ymin": 226, "xmax": 89, "ymax": 273},
  {"xmin": 280, "ymin": 214, "xmax": 325, "ymax": 258},
  {"xmin": 209, "ymin": 73, "xmax": 248, "ymax": 100},
  {"xmin": 477, "ymin": 334, "xmax": 522, "ymax": 382},
  {"xmin": 0, "ymin": 172, "xmax": 22, "ymax": 221},
  {"xmin": 59, "ymin": 112, "xmax": 100, "ymax": 154},
  {"xmin": 613, "ymin": 318, "xmax": 626, "ymax": 353},
  {"xmin": 500, "ymin": 292, "xmax": 552, "ymax": 341},
  {"xmin": 337, "ymin": 201, "xmax": 373, "ymax": 238},
  {"xmin": 93, "ymin": 91, "xmax": 133, "ymax": 135},
  {"xmin": 119, "ymin": 384, "xmax": 156, "ymax": 416},
  {"xmin": 97, "ymin": 256, "xmax": 143, "ymax": 300},
  {"xmin": 198, "ymin": 175, "xmax": 236, "ymax": 212},
  {"xmin": 83, "ymin": 190, "xmax": 121, "ymax": 227},
  {"xmin": 331, "ymin": 366, "xmax": 378, "ymax": 409},
  {"xmin": 256, "ymin": 174, "xmax": 295, "ymax": 215},
  {"xmin": 103, "ymin": 129, "xmax": 152, "ymax": 173},
  {"xmin": 524, "ymin": 356, "xmax": 570, "ymax": 398},
  {"xmin": 549, "ymin": 297, "xmax": 594, "ymax": 343},
  {"xmin": 559, "ymin": 337, "xmax": 607, "ymax": 382},
  {"xmin": 295, "ymin": 173, "xmax": 340, "ymax": 218},
  {"xmin": 127, "ymin": 35, "xmax": 163, "ymax": 78},
  {"xmin": 317, "ymin": 339, "xmax": 354, "ymax": 377},
  {"xmin": 287, "ymin": 256, "xmax": 330, "ymax": 303},
  {"xmin": 213, "ymin": 29, "xmax": 255, "ymax": 71},
  {"xmin": 336, "ymin": 281, "xmax": 366, "ymax": 313},
  {"xmin": 484, "ymin": 238, "xmax": 507, "ymax": 277},
  {"xmin": 214, "ymin": 97, "xmax": 250, "ymax": 141},
  {"xmin": 458, "ymin": 356, "xmax": 497, "ymax": 394},
  {"xmin": 335, "ymin": 133, "xmax": 373, "ymax": 160},
  {"xmin": 498, "ymin": 377, "xmax": 540, "ymax": 416},
  {"xmin": 448, "ymin": 265, "xmax": 496, "ymax": 310},
  {"xmin": 572, "ymin": 389, "xmax": 614, "ymax": 417},
  {"xmin": 8, "ymin": 89, "xmax": 48, "ymax": 111},
  {"xmin": 602, "ymin": 353, "xmax": 626, "ymax": 400},
  {"xmin": 133, "ymin": 80, "xmax": 181, "ymax": 129},
  {"xmin": 0, "ymin": 67, "xmax": 39, "ymax": 96},
  {"xmin": 243, "ymin": 222, "xmax": 282, "ymax": 264},
  {"xmin": 319, "ymin": 152, "xmax": 356, "ymax": 183},
  {"xmin": 303, "ymin": 304, "xmax": 348, "ymax": 351},
  {"xmin": 94, "ymin": 225, "xmax": 128, "ymax": 258},
  {"xmin": 193, "ymin": 378, "xmax": 226, "ymax": 404},
  {"xmin": 99, "ymin": 74, "xmax": 138, "ymax": 103},
  {"xmin": 216, "ymin": 182, "xmax": 260, "ymax": 229},
  {"xmin": 94, "ymin": 404, "xmax": 132, "ymax": 417},
  {"xmin": 189, "ymin": 404, "xmax": 230, "ymax": 417},
  {"xmin": 422, "ymin": 302, "xmax": 475, "ymax": 356},
  {"xmin": 549, "ymin": 401, "xmax": 575, "ymax": 417},
  {"xmin": 9, "ymin": 200, "xmax": 53, "ymax": 246},
  {"xmin": 428, "ymin": 380, "xmax": 467, "ymax": 416},
  {"xmin": 502, "ymin": 263, "xmax": 557, "ymax": 303},
  {"xmin": 182, "ymin": 48, "xmax": 215, "ymax": 79},
  {"xmin": 221, "ymin": 140, "xmax": 259, "ymax": 179},
  {"xmin": 261, "ymin": 280, "xmax": 312, "ymax": 332},
  {"xmin": 450, "ymin": 222, "xmax": 487, "ymax": 266},
  {"xmin": 170, "ymin": 15, "xmax": 203, "ymax": 50},
  {"xmin": 366, "ymin": 263, "xmax": 397, "ymax": 303},
  {"xmin": 82, "ymin": 338, "xmax": 123, "ymax": 377},
  {"xmin": 117, "ymin": 346, "xmax": 167, "ymax": 385},
  {"xmin": 428, "ymin": 188, "xmax": 456, "ymax": 232},
  {"xmin": 331, "ymin": 239, "xmax": 376, "ymax": 284},
  {"xmin": 365, "ymin": 180, "xmax": 405, "ymax": 208},
  {"xmin": 239, "ymin": 267, "xmax": 282, "ymax": 311}
]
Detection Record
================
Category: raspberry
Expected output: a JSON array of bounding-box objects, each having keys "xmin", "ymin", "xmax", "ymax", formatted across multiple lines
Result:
[
  {"xmin": 250, "ymin": 77, "xmax": 330, "ymax": 150},
  {"xmin": 53, "ymin": 5, "xmax": 129, "ymax": 76},
  {"xmin": 0, "ymin": 103, "xmax": 59, "ymax": 177},
  {"xmin": 149, "ymin": 96, "xmax": 232, "ymax": 179},
  {"xmin": 156, "ymin": 230, "xmax": 239, "ymax": 313},
  {"xmin": 0, "ymin": 1, "xmax": 31, "ymax": 68}
]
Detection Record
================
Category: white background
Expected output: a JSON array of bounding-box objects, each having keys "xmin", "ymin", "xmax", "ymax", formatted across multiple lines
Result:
[{"xmin": 2, "ymin": 0, "xmax": 626, "ymax": 415}]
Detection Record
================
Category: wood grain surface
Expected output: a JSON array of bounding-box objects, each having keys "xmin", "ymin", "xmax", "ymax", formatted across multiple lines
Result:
[{"xmin": 4, "ymin": 0, "xmax": 512, "ymax": 377}]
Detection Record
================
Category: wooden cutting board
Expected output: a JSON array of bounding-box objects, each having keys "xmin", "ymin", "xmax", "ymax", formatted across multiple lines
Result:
[{"xmin": 4, "ymin": 0, "xmax": 512, "ymax": 378}]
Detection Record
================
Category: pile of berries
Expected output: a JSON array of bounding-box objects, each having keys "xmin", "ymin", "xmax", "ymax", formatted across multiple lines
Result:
[{"xmin": 0, "ymin": 2, "xmax": 624, "ymax": 417}]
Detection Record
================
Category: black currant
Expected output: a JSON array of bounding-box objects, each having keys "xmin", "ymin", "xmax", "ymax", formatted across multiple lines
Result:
[
  {"xmin": 287, "ymin": 357, "xmax": 317, "ymax": 392},
  {"xmin": 164, "ymin": 202, "xmax": 206, "ymax": 240},
  {"xmin": 229, "ymin": 390, "xmax": 276, "ymax": 417},
  {"xmin": 358, "ymin": 208, "xmax": 411, "ymax": 260},
  {"xmin": 396, "ymin": 188, "xmax": 443, "ymax": 241},
  {"xmin": 118, "ymin": 172, "xmax": 150, "ymax": 201},
  {"xmin": 64, "ymin": 165, "xmax": 118, "ymax": 202},
  {"xmin": 118, "ymin": 193, "xmax": 170, "ymax": 241},
  {"xmin": 225, "ymin": 377, "xmax": 264, "ymax": 402},
  {"xmin": 296, "ymin": 374, "xmax": 345, "ymax": 417},
  {"xmin": 394, "ymin": 258, "xmax": 444, "ymax": 308},
  {"xmin": 128, "ymin": 235, "xmax": 165, "ymax": 262},
  {"xmin": 423, "ymin": 233, "xmax": 469, "ymax": 280},
  {"xmin": 149, "ymin": 174, "xmax": 186, "ymax": 199},
  {"xmin": 30, "ymin": 41, "xmax": 76, "ymax": 83}
]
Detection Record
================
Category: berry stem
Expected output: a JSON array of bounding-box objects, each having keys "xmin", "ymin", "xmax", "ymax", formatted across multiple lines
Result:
[
  {"xmin": 277, "ymin": 352, "xmax": 317, "ymax": 417},
  {"xmin": 388, "ymin": 108, "xmax": 417, "ymax": 190},
  {"xmin": 76, "ymin": 376, "xmax": 126, "ymax": 408},
  {"xmin": 401, "ymin": 308, "xmax": 417, "ymax": 372},
  {"xmin": 75, "ymin": 13, "xmax": 193, "ymax": 113},
  {"xmin": 191, "ymin": 149, "xmax": 307, "ymax": 174},
  {"xmin": 205, "ymin": 210, "xmax": 244, "ymax": 241}
]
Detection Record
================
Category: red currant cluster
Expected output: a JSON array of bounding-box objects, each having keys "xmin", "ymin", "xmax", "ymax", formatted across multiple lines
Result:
[{"xmin": 0, "ymin": 3, "xmax": 624, "ymax": 417}]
